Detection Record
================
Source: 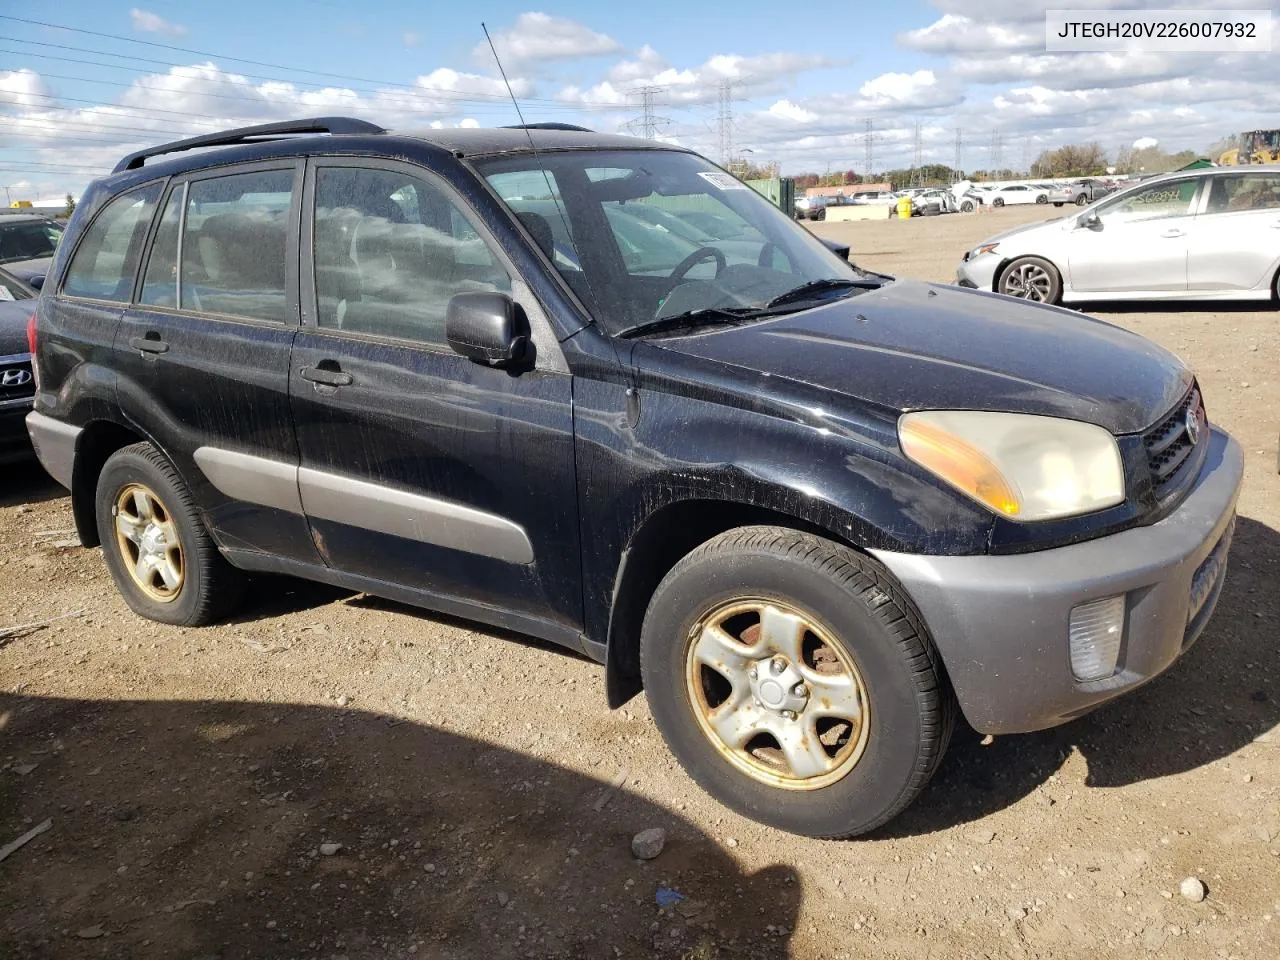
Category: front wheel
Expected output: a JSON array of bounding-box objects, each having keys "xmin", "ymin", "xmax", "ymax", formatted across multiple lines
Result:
[
  {"xmin": 1076, "ymin": 194, "xmax": 1088, "ymax": 206},
  {"xmin": 960, "ymin": 200, "xmax": 975, "ymax": 213},
  {"xmin": 640, "ymin": 527, "xmax": 954, "ymax": 838},
  {"xmin": 1036, "ymin": 194, "xmax": 1048, "ymax": 204},
  {"xmin": 95, "ymin": 442, "xmax": 245, "ymax": 626},
  {"xmin": 999, "ymin": 255, "xmax": 1063, "ymax": 303}
]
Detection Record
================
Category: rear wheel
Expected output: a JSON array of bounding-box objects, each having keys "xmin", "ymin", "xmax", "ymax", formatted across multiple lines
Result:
[
  {"xmin": 960, "ymin": 200, "xmax": 975, "ymax": 213},
  {"xmin": 1036, "ymin": 194, "xmax": 1048, "ymax": 204},
  {"xmin": 1053, "ymin": 202, "xmax": 1064, "ymax": 207},
  {"xmin": 640, "ymin": 526, "xmax": 954, "ymax": 838},
  {"xmin": 999, "ymin": 255, "xmax": 1062, "ymax": 303},
  {"xmin": 95, "ymin": 442, "xmax": 245, "ymax": 626},
  {"xmin": 992, "ymin": 197, "xmax": 1005, "ymax": 208}
]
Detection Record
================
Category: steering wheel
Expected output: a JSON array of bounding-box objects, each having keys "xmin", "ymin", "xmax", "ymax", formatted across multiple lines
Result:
[{"xmin": 669, "ymin": 246, "xmax": 726, "ymax": 281}]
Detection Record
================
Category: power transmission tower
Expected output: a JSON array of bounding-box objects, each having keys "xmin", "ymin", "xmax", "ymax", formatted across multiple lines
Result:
[
  {"xmin": 954, "ymin": 128, "xmax": 962, "ymax": 181},
  {"xmin": 624, "ymin": 85, "xmax": 669, "ymax": 139},
  {"xmin": 989, "ymin": 127, "xmax": 1003, "ymax": 173},
  {"xmin": 863, "ymin": 119, "xmax": 874, "ymax": 183},
  {"xmin": 717, "ymin": 79, "xmax": 735, "ymax": 164}
]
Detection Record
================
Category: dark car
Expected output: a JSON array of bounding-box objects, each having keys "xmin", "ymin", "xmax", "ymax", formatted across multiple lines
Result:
[
  {"xmin": 27, "ymin": 118, "xmax": 1242, "ymax": 839},
  {"xmin": 0, "ymin": 266, "xmax": 37, "ymax": 462},
  {"xmin": 0, "ymin": 213, "xmax": 64, "ymax": 288}
]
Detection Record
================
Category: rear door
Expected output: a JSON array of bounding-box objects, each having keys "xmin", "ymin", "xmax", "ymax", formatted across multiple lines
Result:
[
  {"xmin": 288, "ymin": 158, "xmax": 581, "ymax": 636},
  {"xmin": 115, "ymin": 161, "xmax": 320, "ymax": 563},
  {"xmin": 1066, "ymin": 177, "xmax": 1201, "ymax": 295},
  {"xmin": 1187, "ymin": 172, "xmax": 1280, "ymax": 294}
]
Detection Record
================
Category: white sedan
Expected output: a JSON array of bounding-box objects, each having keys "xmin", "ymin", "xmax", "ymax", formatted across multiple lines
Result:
[
  {"xmin": 955, "ymin": 166, "xmax": 1280, "ymax": 304},
  {"xmin": 986, "ymin": 184, "xmax": 1050, "ymax": 207}
]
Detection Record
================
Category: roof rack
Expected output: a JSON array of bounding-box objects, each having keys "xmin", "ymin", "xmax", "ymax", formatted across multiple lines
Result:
[
  {"xmin": 501, "ymin": 122, "xmax": 593, "ymax": 133},
  {"xmin": 113, "ymin": 117, "xmax": 386, "ymax": 173}
]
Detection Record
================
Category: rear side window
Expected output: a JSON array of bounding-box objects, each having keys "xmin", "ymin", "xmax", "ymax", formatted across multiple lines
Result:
[
  {"xmin": 182, "ymin": 170, "xmax": 293, "ymax": 322},
  {"xmin": 1205, "ymin": 174, "xmax": 1280, "ymax": 214},
  {"xmin": 62, "ymin": 183, "xmax": 162, "ymax": 301}
]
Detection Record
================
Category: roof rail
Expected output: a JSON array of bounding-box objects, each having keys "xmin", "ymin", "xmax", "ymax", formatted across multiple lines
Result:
[
  {"xmin": 113, "ymin": 117, "xmax": 386, "ymax": 173},
  {"xmin": 501, "ymin": 122, "xmax": 593, "ymax": 133}
]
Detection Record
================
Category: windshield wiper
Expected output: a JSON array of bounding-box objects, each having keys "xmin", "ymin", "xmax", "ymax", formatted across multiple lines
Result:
[
  {"xmin": 616, "ymin": 306, "xmax": 763, "ymax": 339},
  {"xmin": 765, "ymin": 278, "xmax": 862, "ymax": 309}
]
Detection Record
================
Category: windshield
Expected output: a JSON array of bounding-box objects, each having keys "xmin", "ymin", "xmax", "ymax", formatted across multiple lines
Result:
[
  {"xmin": 0, "ymin": 267, "xmax": 35, "ymax": 301},
  {"xmin": 476, "ymin": 150, "xmax": 861, "ymax": 335},
  {"xmin": 0, "ymin": 219, "xmax": 62, "ymax": 265}
]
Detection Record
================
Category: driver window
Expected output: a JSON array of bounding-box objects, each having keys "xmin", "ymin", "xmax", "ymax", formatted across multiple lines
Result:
[
  {"xmin": 312, "ymin": 167, "xmax": 510, "ymax": 346},
  {"xmin": 1096, "ymin": 179, "xmax": 1198, "ymax": 225}
]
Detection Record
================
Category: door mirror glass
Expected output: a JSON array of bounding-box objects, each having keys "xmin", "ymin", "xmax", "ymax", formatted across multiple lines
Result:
[{"xmin": 446, "ymin": 292, "xmax": 530, "ymax": 367}]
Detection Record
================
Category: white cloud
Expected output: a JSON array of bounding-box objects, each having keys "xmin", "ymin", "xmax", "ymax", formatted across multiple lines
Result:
[
  {"xmin": 606, "ymin": 45, "xmax": 667, "ymax": 86},
  {"xmin": 403, "ymin": 31, "xmax": 422, "ymax": 48},
  {"xmin": 767, "ymin": 99, "xmax": 817, "ymax": 123},
  {"xmin": 1133, "ymin": 136, "xmax": 1159, "ymax": 149},
  {"xmin": 475, "ymin": 13, "xmax": 620, "ymax": 68},
  {"xmin": 0, "ymin": 68, "xmax": 53, "ymax": 110},
  {"xmin": 899, "ymin": 15, "xmax": 1039, "ymax": 54},
  {"xmin": 130, "ymin": 8, "xmax": 187, "ymax": 37}
]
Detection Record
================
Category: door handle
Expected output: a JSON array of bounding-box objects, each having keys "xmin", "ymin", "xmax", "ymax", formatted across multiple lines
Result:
[
  {"xmin": 1160, "ymin": 229, "xmax": 1186, "ymax": 238},
  {"xmin": 300, "ymin": 364, "xmax": 353, "ymax": 387},
  {"xmin": 128, "ymin": 334, "xmax": 169, "ymax": 354}
]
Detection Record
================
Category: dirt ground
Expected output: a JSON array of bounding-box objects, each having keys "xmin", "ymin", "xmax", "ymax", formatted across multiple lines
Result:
[{"xmin": 2, "ymin": 204, "xmax": 1278, "ymax": 960}]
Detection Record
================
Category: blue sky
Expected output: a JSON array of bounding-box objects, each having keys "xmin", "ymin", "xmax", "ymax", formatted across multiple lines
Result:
[{"xmin": 2, "ymin": 2, "xmax": 1277, "ymax": 200}]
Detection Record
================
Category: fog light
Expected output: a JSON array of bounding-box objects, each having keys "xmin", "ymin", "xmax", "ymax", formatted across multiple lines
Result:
[{"xmin": 1069, "ymin": 596, "xmax": 1125, "ymax": 681}]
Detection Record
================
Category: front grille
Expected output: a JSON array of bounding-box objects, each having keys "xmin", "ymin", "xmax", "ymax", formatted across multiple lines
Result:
[
  {"xmin": 1143, "ymin": 386, "xmax": 1203, "ymax": 495},
  {"xmin": 0, "ymin": 353, "xmax": 34, "ymax": 407}
]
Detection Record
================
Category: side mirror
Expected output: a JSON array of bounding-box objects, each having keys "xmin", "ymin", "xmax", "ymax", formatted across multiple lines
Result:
[
  {"xmin": 820, "ymin": 237, "xmax": 851, "ymax": 260},
  {"xmin": 27, "ymin": 275, "xmax": 45, "ymax": 290},
  {"xmin": 445, "ymin": 292, "xmax": 530, "ymax": 368},
  {"xmin": 1078, "ymin": 211, "xmax": 1102, "ymax": 231}
]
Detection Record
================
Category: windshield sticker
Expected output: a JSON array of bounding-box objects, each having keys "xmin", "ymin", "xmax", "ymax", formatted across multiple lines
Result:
[{"xmin": 698, "ymin": 172, "xmax": 749, "ymax": 190}]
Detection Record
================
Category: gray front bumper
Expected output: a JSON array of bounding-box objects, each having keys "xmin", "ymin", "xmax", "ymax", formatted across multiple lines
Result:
[
  {"xmin": 872, "ymin": 427, "xmax": 1243, "ymax": 735},
  {"xmin": 955, "ymin": 254, "xmax": 999, "ymax": 292}
]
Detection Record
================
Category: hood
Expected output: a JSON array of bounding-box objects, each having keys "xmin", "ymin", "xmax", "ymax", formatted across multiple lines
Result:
[
  {"xmin": 3, "ymin": 257, "xmax": 52, "ymax": 289},
  {"xmin": 971, "ymin": 217, "xmax": 1067, "ymax": 250},
  {"xmin": 648, "ymin": 279, "xmax": 1191, "ymax": 435},
  {"xmin": 0, "ymin": 298, "xmax": 34, "ymax": 355}
]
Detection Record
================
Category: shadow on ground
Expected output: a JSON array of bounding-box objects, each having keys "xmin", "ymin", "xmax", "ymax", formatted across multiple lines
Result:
[
  {"xmin": 0, "ymin": 695, "xmax": 800, "ymax": 959},
  {"xmin": 881, "ymin": 515, "xmax": 1280, "ymax": 837},
  {"xmin": 0, "ymin": 457, "xmax": 61, "ymax": 508}
]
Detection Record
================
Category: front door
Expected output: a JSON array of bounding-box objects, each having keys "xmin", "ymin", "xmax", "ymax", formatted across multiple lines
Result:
[
  {"xmin": 115, "ymin": 162, "xmax": 320, "ymax": 563},
  {"xmin": 1188, "ymin": 172, "xmax": 1280, "ymax": 293},
  {"xmin": 1066, "ymin": 177, "xmax": 1202, "ymax": 295},
  {"xmin": 289, "ymin": 159, "xmax": 581, "ymax": 636}
]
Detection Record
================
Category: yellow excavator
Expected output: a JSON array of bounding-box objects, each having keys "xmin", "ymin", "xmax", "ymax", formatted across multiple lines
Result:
[{"xmin": 1218, "ymin": 129, "xmax": 1280, "ymax": 165}]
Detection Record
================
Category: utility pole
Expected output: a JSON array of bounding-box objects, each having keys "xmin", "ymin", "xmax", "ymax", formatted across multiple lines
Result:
[
  {"xmin": 912, "ymin": 120, "xmax": 923, "ymax": 186},
  {"xmin": 717, "ymin": 79, "xmax": 735, "ymax": 165},
  {"xmin": 863, "ymin": 119, "xmax": 874, "ymax": 184}
]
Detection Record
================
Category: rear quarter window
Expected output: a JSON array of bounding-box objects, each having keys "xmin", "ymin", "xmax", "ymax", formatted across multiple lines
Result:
[{"xmin": 62, "ymin": 184, "xmax": 163, "ymax": 302}]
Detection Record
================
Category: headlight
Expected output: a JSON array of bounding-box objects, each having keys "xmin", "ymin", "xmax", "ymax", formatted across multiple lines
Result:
[
  {"xmin": 972, "ymin": 242, "xmax": 1000, "ymax": 257},
  {"xmin": 899, "ymin": 411, "xmax": 1124, "ymax": 521}
]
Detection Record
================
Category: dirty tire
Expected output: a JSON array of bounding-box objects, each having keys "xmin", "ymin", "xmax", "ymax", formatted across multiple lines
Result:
[
  {"xmin": 640, "ymin": 526, "xmax": 955, "ymax": 838},
  {"xmin": 95, "ymin": 442, "xmax": 245, "ymax": 626}
]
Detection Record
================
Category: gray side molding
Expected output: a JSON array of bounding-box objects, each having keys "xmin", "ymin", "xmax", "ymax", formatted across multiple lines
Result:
[
  {"xmin": 194, "ymin": 447, "xmax": 304, "ymax": 515},
  {"xmin": 298, "ymin": 467, "xmax": 535, "ymax": 565},
  {"xmin": 26, "ymin": 411, "xmax": 81, "ymax": 490},
  {"xmin": 192, "ymin": 446, "xmax": 534, "ymax": 565}
]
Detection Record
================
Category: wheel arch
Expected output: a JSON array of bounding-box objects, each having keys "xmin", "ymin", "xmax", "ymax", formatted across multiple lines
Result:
[
  {"xmin": 70, "ymin": 419, "xmax": 147, "ymax": 547},
  {"xmin": 604, "ymin": 498, "xmax": 874, "ymax": 708}
]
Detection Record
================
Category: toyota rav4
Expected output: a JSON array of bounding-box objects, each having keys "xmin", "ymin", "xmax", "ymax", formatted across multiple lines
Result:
[{"xmin": 27, "ymin": 118, "xmax": 1243, "ymax": 838}]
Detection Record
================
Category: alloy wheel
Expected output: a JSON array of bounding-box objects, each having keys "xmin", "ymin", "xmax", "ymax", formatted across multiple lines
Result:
[
  {"xmin": 684, "ymin": 598, "xmax": 870, "ymax": 790},
  {"xmin": 1001, "ymin": 262, "xmax": 1054, "ymax": 301},
  {"xmin": 113, "ymin": 483, "xmax": 185, "ymax": 602}
]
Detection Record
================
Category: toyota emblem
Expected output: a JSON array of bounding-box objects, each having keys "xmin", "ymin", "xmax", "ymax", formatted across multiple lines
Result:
[
  {"xmin": 1, "ymin": 368, "xmax": 31, "ymax": 387},
  {"xmin": 1185, "ymin": 406, "xmax": 1201, "ymax": 445}
]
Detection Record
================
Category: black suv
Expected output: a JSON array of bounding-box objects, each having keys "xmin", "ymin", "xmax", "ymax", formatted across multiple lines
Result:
[{"xmin": 28, "ymin": 118, "xmax": 1243, "ymax": 838}]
